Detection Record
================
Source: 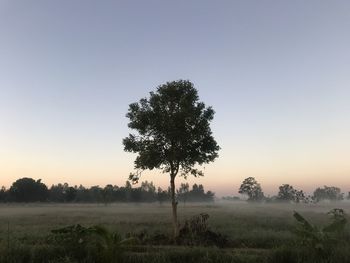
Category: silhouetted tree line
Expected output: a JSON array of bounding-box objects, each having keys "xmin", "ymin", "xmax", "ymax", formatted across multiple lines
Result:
[
  {"xmin": 0, "ymin": 177, "xmax": 215, "ymax": 203},
  {"xmin": 232, "ymin": 177, "xmax": 350, "ymax": 203},
  {"xmin": 177, "ymin": 183, "xmax": 215, "ymax": 205}
]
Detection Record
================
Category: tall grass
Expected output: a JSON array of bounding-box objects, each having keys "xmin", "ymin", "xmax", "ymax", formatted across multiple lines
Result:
[{"xmin": 0, "ymin": 202, "xmax": 349, "ymax": 262}]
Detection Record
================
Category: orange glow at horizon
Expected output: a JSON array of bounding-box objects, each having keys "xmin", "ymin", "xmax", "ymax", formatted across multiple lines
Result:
[{"xmin": 1, "ymin": 138, "xmax": 349, "ymax": 197}]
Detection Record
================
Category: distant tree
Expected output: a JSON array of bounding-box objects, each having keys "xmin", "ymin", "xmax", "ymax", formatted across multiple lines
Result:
[
  {"xmin": 157, "ymin": 187, "xmax": 169, "ymax": 204},
  {"xmin": 141, "ymin": 181, "xmax": 156, "ymax": 193},
  {"xmin": 9, "ymin": 178, "xmax": 48, "ymax": 202},
  {"xmin": 125, "ymin": 181, "xmax": 132, "ymax": 189},
  {"xmin": 65, "ymin": 186, "xmax": 77, "ymax": 202},
  {"xmin": 112, "ymin": 185, "xmax": 127, "ymax": 202},
  {"xmin": 277, "ymin": 184, "xmax": 296, "ymax": 201},
  {"xmin": 238, "ymin": 177, "xmax": 264, "ymax": 202},
  {"xmin": 313, "ymin": 186, "xmax": 344, "ymax": 202},
  {"xmin": 188, "ymin": 184, "xmax": 210, "ymax": 202},
  {"xmin": 277, "ymin": 184, "xmax": 306, "ymax": 203},
  {"xmin": 205, "ymin": 190, "xmax": 215, "ymax": 202},
  {"xmin": 49, "ymin": 184, "xmax": 65, "ymax": 202},
  {"xmin": 0, "ymin": 186, "xmax": 7, "ymax": 202},
  {"xmin": 140, "ymin": 181, "xmax": 156, "ymax": 202},
  {"xmin": 294, "ymin": 190, "xmax": 306, "ymax": 203},
  {"xmin": 178, "ymin": 183, "xmax": 215, "ymax": 202},
  {"xmin": 177, "ymin": 183, "xmax": 190, "ymax": 206},
  {"xmin": 101, "ymin": 184, "xmax": 114, "ymax": 205},
  {"xmin": 192, "ymin": 184, "xmax": 204, "ymax": 195},
  {"xmin": 75, "ymin": 185, "xmax": 91, "ymax": 202},
  {"xmin": 124, "ymin": 181, "xmax": 132, "ymax": 201},
  {"xmin": 90, "ymin": 186, "xmax": 103, "ymax": 203},
  {"xmin": 130, "ymin": 187, "xmax": 142, "ymax": 202},
  {"xmin": 123, "ymin": 80, "xmax": 220, "ymax": 237},
  {"xmin": 49, "ymin": 183, "xmax": 77, "ymax": 202}
]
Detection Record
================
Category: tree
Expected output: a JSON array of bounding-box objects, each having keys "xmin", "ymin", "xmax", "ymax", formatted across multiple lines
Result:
[
  {"xmin": 177, "ymin": 183, "xmax": 189, "ymax": 206},
  {"xmin": 294, "ymin": 189, "xmax": 306, "ymax": 203},
  {"xmin": 49, "ymin": 184, "xmax": 65, "ymax": 202},
  {"xmin": 277, "ymin": 184, "xmax": 295, "ymax": 201},
  {"xmin": 49, "ymin": 183, "xmax": 77, "ymax": 202},
  {"xmin": 313, "ymin": 186, "xmax": 344, "ymax": 202},
  {"xmin": 65, "ymin": 186, "xmax": 77, "ymax": 202},
  {"xmin": 157, "ymin": 187, "xmax": 169, "ymax": 204},
  {"xmin": 205, "ymin": 190, "xmax": 215, "ymax": 202},
  {"xmin": 277, "ymin": 184, "xmax": 306, "ymax": 203},
  {"xmin": 178, "ymin": 183, "xmax": 215, "ymax": 203},
  {"xmin": 238, "ymin": 177, "xmax": 264, "ymax": 201},
  {"xmin": 123, "ymin": 80, "xmax": 220, "ymax": 238},
  {"xmin": 140, "ymin": 181, "xmax": 156, "ymax": 202},
  {"xmin": 0, "ymin": 186, "xmax": 7, "ymax": 202},
  {"xmin": 101, "ymin": 184, "xmax": 114, "ymax": 205},
  {"xmin": 9, "ymin": 177, "xmax": 48, "ymax": 202}
]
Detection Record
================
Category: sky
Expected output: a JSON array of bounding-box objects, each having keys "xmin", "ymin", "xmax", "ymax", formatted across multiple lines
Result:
[{"xmin": 0, "ymin": 0, "xmax": 349, "ymax": 196}]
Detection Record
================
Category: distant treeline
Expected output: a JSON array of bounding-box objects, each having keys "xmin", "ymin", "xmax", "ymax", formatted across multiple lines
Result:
[
  {"xmin": 0, "ymin": 177, "xmax": 214, "ymax": 203},
  {"xmin": 223, "ymin": 177, "xmax": 350, "ymax": 203}
]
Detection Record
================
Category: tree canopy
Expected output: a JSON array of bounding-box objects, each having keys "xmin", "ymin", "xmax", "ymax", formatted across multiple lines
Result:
[
  {"xmin": 9, "ymin": 177, "xmax": 48, "ymax": 202},
  {"xmin": 277, "ymin": 184, "xmax": 306, "ymax": 203},
  {"xmin": 123, "ymin": 80, "xmax": 220, "ymax": 181},
  {"xmin": 313, "ymin": 186, "xmax": 344, "ymax": 202}
]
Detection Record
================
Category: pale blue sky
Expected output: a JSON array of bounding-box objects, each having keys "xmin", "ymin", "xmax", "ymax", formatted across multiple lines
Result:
[{"xmin": 1, "ymin": 1, "xmax": 349, "ymax": 195}]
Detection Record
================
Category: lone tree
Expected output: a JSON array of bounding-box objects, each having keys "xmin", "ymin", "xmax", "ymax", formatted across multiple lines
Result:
[
  {"xmin": 123, "ymin": 80, "xmax": 220, "ymax": 237},
  {"xmin": 238, "ymin": 177, "xmax": 264, "ymax": 202}
]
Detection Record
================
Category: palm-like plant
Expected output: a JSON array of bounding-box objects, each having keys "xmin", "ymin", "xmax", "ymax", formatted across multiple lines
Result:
[{"xmin": 293, "ymin": 208, "xmax": 348, "ymax": 251}]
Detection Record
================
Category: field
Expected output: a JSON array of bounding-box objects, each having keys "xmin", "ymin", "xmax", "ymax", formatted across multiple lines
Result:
[{"xmin": 1, "ymin": 201, "xmax": 350, "ymax": 262}]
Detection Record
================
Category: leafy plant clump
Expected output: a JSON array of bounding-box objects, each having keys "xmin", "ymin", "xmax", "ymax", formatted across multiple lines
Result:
[
  {"xmin": 177, "ymin": 213, "xmax": 228, "ymax": 247},
  {"xmin": 270, "ymin": 209, "xmax": 349, "ymax": 263},
  {"xmin": 293, "ymin": 208, "xmax": 348, "ymax": 252}
]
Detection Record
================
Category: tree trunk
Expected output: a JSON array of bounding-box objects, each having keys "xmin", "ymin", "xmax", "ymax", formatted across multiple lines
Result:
[{"xmin": 170, "ymin": 174, "xmax": 178, "ymax": 239}]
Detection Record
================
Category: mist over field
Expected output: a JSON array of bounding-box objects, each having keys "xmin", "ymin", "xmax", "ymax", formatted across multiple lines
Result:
[{"xmin": 1, "ymin": 201, "xmax": 350, "ymax": 262}]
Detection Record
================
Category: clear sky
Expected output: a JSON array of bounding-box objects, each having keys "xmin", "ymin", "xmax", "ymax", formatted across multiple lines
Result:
[{"xmin": 1, "ymin": 0, "xmax": 349, "ymax": 196}]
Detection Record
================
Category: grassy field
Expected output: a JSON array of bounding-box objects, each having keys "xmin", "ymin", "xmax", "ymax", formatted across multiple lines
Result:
[{"xmin": 1, "ymin": 201, "xmax": 350, "ymax": 262}]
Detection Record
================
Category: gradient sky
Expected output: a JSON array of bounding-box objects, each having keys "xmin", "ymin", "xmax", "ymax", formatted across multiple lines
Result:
[{"xmin": 1, "ymin": 0, "xmax": 349, "ymax": 196}]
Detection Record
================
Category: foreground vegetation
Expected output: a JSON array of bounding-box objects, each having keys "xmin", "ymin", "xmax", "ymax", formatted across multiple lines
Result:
[{"xmin": 0, "ymin": 202, "xmax": 349, "ymax": 262}]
